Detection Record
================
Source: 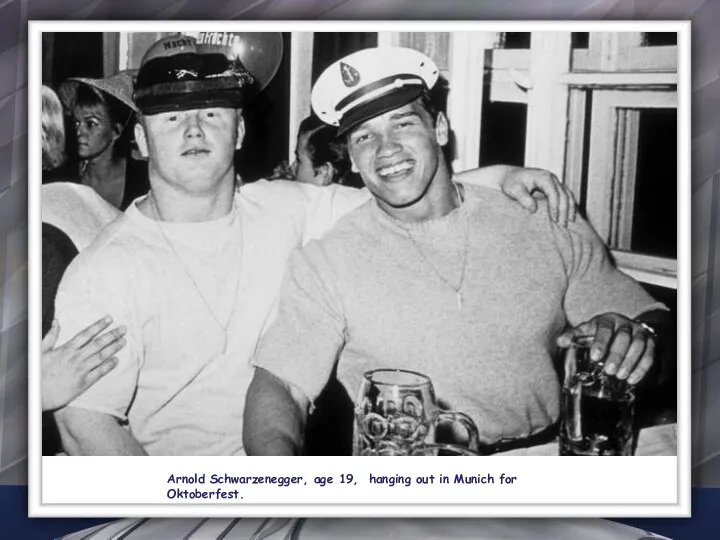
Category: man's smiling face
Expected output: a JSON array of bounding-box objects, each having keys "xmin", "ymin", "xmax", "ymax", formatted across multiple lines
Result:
[{"xmin": 347, "ymin": 99, "xmax": 449, "ymax": 214}]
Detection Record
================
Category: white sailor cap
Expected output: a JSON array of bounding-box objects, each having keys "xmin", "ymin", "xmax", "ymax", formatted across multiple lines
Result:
[{"xmin": 311, "ymin": 47, "xmax": 439, "ymax": 136}]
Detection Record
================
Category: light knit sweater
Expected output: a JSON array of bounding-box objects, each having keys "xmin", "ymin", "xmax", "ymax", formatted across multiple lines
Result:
[{"xmin": 255, "ymin": 184, "xmax": 664, "ymax": 444}]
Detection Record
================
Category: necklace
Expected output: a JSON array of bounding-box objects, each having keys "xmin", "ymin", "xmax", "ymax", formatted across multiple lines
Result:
[
  {"xmin": 149, "ymin": 192, "xmax": 242, "ymax": 354},
  {"xmin": 405, "ymin": 182, "xmax": 469, "ymax": 310}
]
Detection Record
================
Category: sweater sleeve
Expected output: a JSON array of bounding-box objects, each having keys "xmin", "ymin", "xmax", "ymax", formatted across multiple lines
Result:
[
  {"xmin": 553, "ymin": 213, "xmax": 667, "ymax": 325},
  {"xmin": 252, "ymin": 242, "xmax": 347, "ymax": 405}
]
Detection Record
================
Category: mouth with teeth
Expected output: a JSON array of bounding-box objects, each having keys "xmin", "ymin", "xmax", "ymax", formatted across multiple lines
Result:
[
  {"xmin": 182, "ymin": 148, "xmax": 210, "ymax": 157},
  {"xmin": 376, "ymin": 160, "xmax": 414, "ymax": 179}
]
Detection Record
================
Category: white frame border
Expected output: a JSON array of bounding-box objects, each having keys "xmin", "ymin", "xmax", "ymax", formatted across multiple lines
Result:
[{"xmin": 28, "ymin": 19, "xmax": 691, "ymax": 519}]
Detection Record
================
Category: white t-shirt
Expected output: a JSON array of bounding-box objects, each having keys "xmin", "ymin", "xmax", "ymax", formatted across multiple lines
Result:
[{"xmin": 54, "ymin": 180, "xmax": 370, "ymax": 455}]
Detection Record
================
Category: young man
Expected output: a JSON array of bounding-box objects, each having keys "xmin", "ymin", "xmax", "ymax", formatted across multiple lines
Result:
[
  {"xmin": 51, "ymin": 35, "xmax": 575, "ymax": 456},
  {"xmin": 244, "ymin": 47, "xmax": 672, "ymax": 456}
]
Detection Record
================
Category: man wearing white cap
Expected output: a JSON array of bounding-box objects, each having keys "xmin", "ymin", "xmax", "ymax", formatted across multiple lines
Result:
[
  {"xmin": 244, "ymin": 47, "xmax": 673, "ymax": 455},
  {"xmin": 51, "ymin": 34, "xmax": 575, "ymax": 456}
]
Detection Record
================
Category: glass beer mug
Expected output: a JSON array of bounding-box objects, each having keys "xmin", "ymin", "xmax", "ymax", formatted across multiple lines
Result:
[
  {"xmin": 353, "ymin": 369, "xmax": 480, "ymax": 456},
  {"xmin": 560, "ymin": 335, "xmax": 636, "ymax": 456}
]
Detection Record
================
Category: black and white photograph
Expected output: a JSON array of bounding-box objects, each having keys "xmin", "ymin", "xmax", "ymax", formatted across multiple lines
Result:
[{"xmin": 35, "ymin": 25, "xmax": 682, "ymax": 466}]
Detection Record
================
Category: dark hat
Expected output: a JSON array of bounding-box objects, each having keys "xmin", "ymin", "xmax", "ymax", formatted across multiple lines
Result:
[
  {"xmin": 311, "ymin": 47, "xmax": 439, "ymax": 136},
  {"xmin": 134, "ymin": 32, "xmax": 283, "ymax": 115}
]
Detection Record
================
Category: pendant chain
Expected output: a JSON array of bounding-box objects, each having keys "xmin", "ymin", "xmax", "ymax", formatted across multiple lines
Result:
[
  {"xmin": 149, "ymin": 192, "xmax": 241, "ymax": 352},
  {"xmin": 405, "ymin": 182, "xmax": 469, "ymax": 310}
]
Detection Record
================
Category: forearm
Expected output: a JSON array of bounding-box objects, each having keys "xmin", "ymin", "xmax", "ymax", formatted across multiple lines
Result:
[
  {"xmin": 635, "ymin": 308, "xmax": 676, "ymax": 387},
  {"xmin": 243, "ymin": 368, "xmax": 309, "ymax": 456},
  {"xmin": 55, "ymin": 407, "xmax": 147, "ymax": 456},
  {"xmin": 455, "ymin": 165, "xmax": 511, "ymax": 190}
]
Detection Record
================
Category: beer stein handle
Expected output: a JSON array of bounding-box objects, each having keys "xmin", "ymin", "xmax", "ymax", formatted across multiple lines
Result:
[{"xmin": 434, "ymin": 411, "xmax": 481, "ymax": 453}]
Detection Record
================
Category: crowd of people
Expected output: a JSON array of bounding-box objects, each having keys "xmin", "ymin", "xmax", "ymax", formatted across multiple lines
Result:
[{"xmin": 40, "ymin": 32, "xmax": 670, "ymax": 456}]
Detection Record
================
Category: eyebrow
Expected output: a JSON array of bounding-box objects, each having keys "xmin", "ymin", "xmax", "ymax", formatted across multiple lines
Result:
[
  {"xmin": 389, "ymin": 111, "xmax": 422, "ymax": 121},
  {"xmin": 77, "ymin": 113, "xmax": 101, "ymax": 120}
]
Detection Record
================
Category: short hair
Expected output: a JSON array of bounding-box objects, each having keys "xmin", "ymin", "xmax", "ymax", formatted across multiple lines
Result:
[
  {"xmin": 298, "ymin": 115, "xmax": 353, "ymax": 186},
  {"xmin": 417, "ymin": 88, "xmax": 440, "ymax": 123},
  {"xmin": 41, "ymin": 85, "xmax": 66, "ymax": 171}
]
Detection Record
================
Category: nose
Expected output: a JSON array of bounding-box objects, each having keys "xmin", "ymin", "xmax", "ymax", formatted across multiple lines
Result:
[
  {"xmin": 183, "ymin": 111, "xmax": 205, "ymax": 139},
  {"xmin": 376, "ymin": 132, "xmax": 401, "ymax": 158}
]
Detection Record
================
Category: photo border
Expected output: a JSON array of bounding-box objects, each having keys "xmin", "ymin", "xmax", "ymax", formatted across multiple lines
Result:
[{"xmin": 28, "ymin": 19, "xmax": 691, "ymax": 519}]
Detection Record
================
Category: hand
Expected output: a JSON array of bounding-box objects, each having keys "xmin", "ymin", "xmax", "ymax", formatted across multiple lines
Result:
[
  {"xmin": 42, "ymin": 317, "xmax": 126, "ymax": 412},
  {"xmin": 500, "ymin": 166, "xmax": 577, "ymax": 227},
  {"xmin": 556, "ymin": 313, "xmax": 656, "ymax": 385}
]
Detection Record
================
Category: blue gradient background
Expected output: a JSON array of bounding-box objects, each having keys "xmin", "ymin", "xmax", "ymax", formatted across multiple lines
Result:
[{"xmin": 0, "ymin": 0, "xmax": 714, "ymax": 538}]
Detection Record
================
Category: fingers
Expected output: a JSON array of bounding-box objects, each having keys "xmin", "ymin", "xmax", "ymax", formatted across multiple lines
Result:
[
  {"xmin": 512, "ymin": 190, "xmax": 538, "ymax": 213},
  {"xmin": 538, "ymin": 171, "xmax": 560, "ymax": 223},
  {"xmin": 66, "ymin": 316, "xmax": 115, "ymax": 350},
  {"xmin": 567, "ymin": 187, "xmax": 578, "ymax": 222},
  {"xmin": 557, "ymin": 179, "xmax": 569, "ymax": 228},
  {"xmin": 78, "ymin": 325, "xmax": 127, "ymax": 360},
  {"xmin": 589, "ymin": 315, "xmax": 616, "ymax": 362},
  {"xmin": 41, "ymin": 319, "xmax": 60, "ymax": 353},
  {"xmin": 602, "ymin": 324, "xmax": 634, "ymax": 376},
  {"xmin": 627, "ymin": 338, "xmax": 655, "ymax": 385},
  {"xmin": 83, "ymin": 333, "xmax": 126, "ymax": 370},
  {"xmin": 613, "ymin": 327, "xmax": 646, "ymax": 380},
  {"xmin": 82, "ymin": 357, "xmax": 119, "ymax": 388}
]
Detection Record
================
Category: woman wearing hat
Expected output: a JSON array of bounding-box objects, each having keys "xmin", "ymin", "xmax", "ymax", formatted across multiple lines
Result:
[{"xmin": 55, "ymin": 71, "xmax": 149, "ymax": 210}]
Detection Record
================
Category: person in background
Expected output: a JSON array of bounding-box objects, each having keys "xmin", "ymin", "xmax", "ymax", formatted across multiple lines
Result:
[
  {"xmin": 41, "ymin": 85, "xmax": 67, "ymax": 173},
  {"xmin": 289, "ymin": 114, "xmax": 363, "ymax": 188},
  {"xmin": 51, "ymin": 71, "xmax": 149, "ymax": 210},
  {"xmin": 243, "ymin": 47, "xmax": 673, "ymax": 456}
]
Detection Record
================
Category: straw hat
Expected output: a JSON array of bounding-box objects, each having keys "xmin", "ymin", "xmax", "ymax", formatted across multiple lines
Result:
[{"xmin": 58, "ymin": 70, "xmax": 138, "ymax": 114}]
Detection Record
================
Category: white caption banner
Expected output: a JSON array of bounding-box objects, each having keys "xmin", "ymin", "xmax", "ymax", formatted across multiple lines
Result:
[{"xmin": 37, "ymin": 456, "xmax": 680, "ymax": 517}]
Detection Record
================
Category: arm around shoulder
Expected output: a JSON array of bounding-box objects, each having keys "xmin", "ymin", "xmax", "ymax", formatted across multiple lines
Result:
[{"xmin": 243, "ymin": 367, "xmax": 310, "ymax": 456}]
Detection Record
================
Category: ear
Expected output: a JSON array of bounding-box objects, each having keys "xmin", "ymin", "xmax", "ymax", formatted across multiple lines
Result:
[
  {"xmin": 349, "ymin": 153, "xmax": 359, "ymax": 174},
  {"xmin": 435, "ymin": 112, "xmax": 449, "ymax": 147},
  {"xmin": 113, "ymin": 122, "xmax": 123, "ymax": 140},
  {"xmin": 134, "ymin": 122, "xmax": 149, "ymax": 158},
  {"xmin": 235, "ymin": 111, "xmax": 245, "ymax": 150}
]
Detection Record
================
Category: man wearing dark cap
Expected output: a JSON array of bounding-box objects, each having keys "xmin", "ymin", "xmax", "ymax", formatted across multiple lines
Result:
[
  {"xmin": 51, "ymin": 35, "xmax": 576, "ymax": 456},
  {"xmin": 244, "ymin": 47, "xmax": 673, "ymax": 456}
]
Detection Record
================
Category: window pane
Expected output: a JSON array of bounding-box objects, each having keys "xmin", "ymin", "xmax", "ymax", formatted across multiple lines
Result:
[
  {"xmin": 571, "ymin": 32, "xmax": 589, "ymax": 49},
  {"xmin": 631, "ymin": 109, "xmax": 677, "ymax": 258},
  {"xmin": 643, "ymin": 33, "xmax": 677, "ymax": 47},
  {"xmin": 502, "ymin": 32, "xmax": 531, "ymax": 49},
  {"xmin": 478, "ymin": 102, "xmax": 527, "ymax": 167}
]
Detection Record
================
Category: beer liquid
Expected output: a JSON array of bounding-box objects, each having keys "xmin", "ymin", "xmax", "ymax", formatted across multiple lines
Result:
[{"xmin": 559, "ymin": 382, "xmax": 634, "ymax": 456}]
